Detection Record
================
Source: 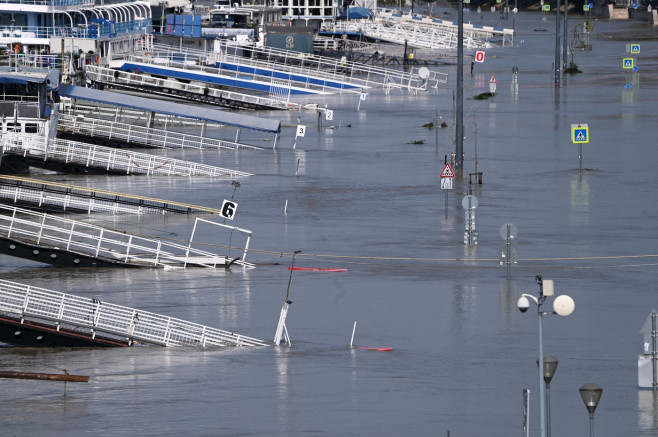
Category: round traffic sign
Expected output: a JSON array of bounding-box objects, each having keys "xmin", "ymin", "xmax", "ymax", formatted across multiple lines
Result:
[
  {"xmin": 499, "ymin": 223, "xmax": 518, "ymax": 240},
  {"xmin": 462, "ymin": 194, "xmax": 478, "ymax": 210}
]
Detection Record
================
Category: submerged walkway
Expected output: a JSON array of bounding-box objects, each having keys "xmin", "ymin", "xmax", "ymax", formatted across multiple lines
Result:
[
  {"xmin": 1, "ymin": 132, "xmax": 251, "ymax": 177},
  {"xmin": 0, "ymin": 175, "xmax": 222, "ymax": 215},
  {"xmin": 0, "ymin": 204, "xmax": 254, "ymax": 268},
  {"xmin": 0, "ymin": 279, "xmax": 268, "ymax": 347}
]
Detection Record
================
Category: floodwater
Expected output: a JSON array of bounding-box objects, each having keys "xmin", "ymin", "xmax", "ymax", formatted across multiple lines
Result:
[{"xmin": 2, "ymin": 10, "xmax": 658, "ymax": 437}]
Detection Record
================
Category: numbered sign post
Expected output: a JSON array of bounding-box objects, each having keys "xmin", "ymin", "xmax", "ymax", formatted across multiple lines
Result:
[
  {"xmin": 220, "ymin": 199, "xmax": 238, "ymax": 220},
  {"xmin": 293, "ymin": 124, "xmax": 306, "ymax": 149},
  {"xmin": 357, "ymin": 92, "xmax": 367, "ymax": 111}
]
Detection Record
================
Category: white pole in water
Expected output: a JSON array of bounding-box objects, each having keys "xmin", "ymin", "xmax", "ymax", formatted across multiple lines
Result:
[
  {"xmin": 274, "ymin": 250, "xmax": 301, "ymax": 346},
  {"xmin": 350, "ymin": 321, "xmax": 357, "ymax": 347}
]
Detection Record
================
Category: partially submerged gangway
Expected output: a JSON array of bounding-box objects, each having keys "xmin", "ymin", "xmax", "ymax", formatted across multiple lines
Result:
[
  {"xmin": 1, "ymin": 132, "xmax": 250, "ymax": 177},
  {"xmin": 57, "ymin": 112, "xmax": 264, "ymax": 151},
  {"xmin": 116, "ymin": 41, "xmax": 446, "ymax": 95},
  {"xmin": 0, "ymin": 204, "xmax": 254, "ymax": 268},
  {"xmin": 321, "ymin": 20, "xmax": 498, "ymax": 50},
  {"xmin": 85, "ymin": 65, "xmax": 310, "ymax": 111},
  {"xmin": 374, "ymin": 10, "xmax": 515, "ymax": 48},
  {"xmin": 58, "ymin": 83, "xmax": 281, "ymax": 146},
  {"xmin": 0, "ymin": 279, "xmax": 268, "ymax": 347},
  {"xmin": 0, "ymin": 175, "xmax": 222, "ymax": 215}
]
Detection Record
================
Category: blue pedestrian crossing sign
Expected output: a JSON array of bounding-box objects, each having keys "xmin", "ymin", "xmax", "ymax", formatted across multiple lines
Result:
[
  {"xmin": 631, "ymin": 44, "xmax": 640, "ymax": 53},
  {"xmin": 571, "ymin": 124, "xmax": 589, "ymax": 144},
  {"xmin": 583, "ymin": 4, "xmax": 590, "ymax": 10},
  {"xmin": 542, "ymin": 4, "xmax": 550, "ymax": 11},
  {"xmin": 623, "ymin": 58, "xmax": 634, "ymax": 69}
]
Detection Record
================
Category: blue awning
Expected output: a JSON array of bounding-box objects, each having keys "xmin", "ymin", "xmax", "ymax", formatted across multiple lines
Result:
[{"xmin": 58, "ymin": 84, "xmax": 281, "ymax": 133}]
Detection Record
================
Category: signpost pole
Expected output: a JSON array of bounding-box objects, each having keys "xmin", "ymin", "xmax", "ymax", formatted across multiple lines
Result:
[{"xmin": 651, "ymin": 311, "xmax": 658, "ymax": 391}]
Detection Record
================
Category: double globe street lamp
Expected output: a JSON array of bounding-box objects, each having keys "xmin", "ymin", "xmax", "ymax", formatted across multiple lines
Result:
[{"xmin": 517, "ymin": 276, "xmax": 575, "ymax": 437}]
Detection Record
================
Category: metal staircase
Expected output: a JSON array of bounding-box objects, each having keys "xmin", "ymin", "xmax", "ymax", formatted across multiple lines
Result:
[{"xmin": 0, "ymin": 279, "xmax": 268, "ymax": 347}]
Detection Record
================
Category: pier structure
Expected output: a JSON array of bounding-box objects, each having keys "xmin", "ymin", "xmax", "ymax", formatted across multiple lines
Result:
[
  {"xmin": 0, "ymin": 175, "xmax": 222, "ymax": 215},
  {"xmin": 0, "ymin": 279, "xmax": 268, "ymax": 347},
  {"xmin": 0, "ymin": 203, "xmax": 254, "ymax": 268}
]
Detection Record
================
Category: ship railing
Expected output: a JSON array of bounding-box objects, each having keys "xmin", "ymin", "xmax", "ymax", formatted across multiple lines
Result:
[
  {"xmin": 0, "ymin": 204, "xmax": 255, "ymax": 268},
  {"xmin": 1, "ymin": 132, "xmax": 251, "ymax": 177},
  {"xmin": 0, "ymin": 279, "xmax": 268, "ymax": 347}
]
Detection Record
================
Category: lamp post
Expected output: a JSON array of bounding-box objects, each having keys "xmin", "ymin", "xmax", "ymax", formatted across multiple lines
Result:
[
  {"xmin": 579, "ymin": 383, "xmax": 603, "ymax": 437},
  {"xmin": 517, "ymin": 276, "xmax": 575, "ymax": 437},
  {"xmin": 554, "ymin": 0, "xmax": 560, "ymax": 85},
  {"xmin": 537, "ymin": 355, "xmax": 558, "ymax": 437}
]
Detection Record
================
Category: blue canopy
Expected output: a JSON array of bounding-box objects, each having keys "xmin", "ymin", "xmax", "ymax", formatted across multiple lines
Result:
[{"xmin": 338, "ymin": 7, "xmax": 375, "ymax": 20}]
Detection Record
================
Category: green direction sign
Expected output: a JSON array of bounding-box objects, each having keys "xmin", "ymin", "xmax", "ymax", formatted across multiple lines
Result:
[{"xmin": 571, "ymin": 124, "xmax": 589, "ymax": 144}]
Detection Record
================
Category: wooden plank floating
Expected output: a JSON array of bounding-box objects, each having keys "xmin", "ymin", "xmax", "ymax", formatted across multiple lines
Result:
[{"xmin": 0, "ymin": 371, "xmax": 90, "ymax": 383}]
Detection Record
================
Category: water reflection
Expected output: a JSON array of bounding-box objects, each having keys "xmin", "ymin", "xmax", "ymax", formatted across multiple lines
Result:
[
  {"xmin": 638, "ymin": 390, "xmax": 658, "ymax": 434},
  {"xmin": 569, "ymin": 174, "xmax": 590, "ymax": 225}
]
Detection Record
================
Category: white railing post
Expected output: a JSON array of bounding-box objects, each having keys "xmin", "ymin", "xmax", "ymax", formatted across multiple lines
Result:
[
  {"xmin": 124, "ymin": 235, "xmax": 133, "ymax": 263},
  {"xmin": 95, "ymin": 229, "xmax": 103, "ymax": 256},
  {"xmin": 37, "ymin": 213, "xmax": 46, "ymax": 244}
]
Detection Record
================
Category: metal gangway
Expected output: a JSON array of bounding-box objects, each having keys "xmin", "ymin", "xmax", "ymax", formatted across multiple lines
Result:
[
  {"xmin": 0, "ymin": 175, "xmax": 222, "ymax": 215},
  {"xmin": 0, "ymin": 279, "xmax": 268, "ymax": 347},
  {"xmin": 0, "ymin": 203, "xmax": 254, "ymax": 268},
  {"xmin": 1, "ymin": 132, "xmax": 251, "ymax": 177},
  {"xmin": 57, "ymin": 112, "xmax": 265, "ymax": 151},
  {"xmin": 211, "ymin": 40, "xmax": 449, "ymax": 93},
  {"xmin": 375, "ymin": 10, "xmax": 515, "ymax": 47},
  {"xmin": 322, "ymin": 20, "xmax": 496, "ymax": 50},
  {"xmin": 85, "ymin": 65, "xmax": 309, "ymax": 111},
  {"xmin": 119, "ymin": 41, "xmax": 446, "ymax": 94}
]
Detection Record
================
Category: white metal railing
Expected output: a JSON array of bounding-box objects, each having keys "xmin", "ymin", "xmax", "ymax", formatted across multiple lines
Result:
[
  {"xmin": 0, "ymin": 204, "xmax": 254, "ymax": 268},
  {"xmin": 121, "ymin": 41, "xmax": 442, "ymax": 94},
  {"xmin": 1, "ymin": 132, "xmax": 252, "ymax": 177},
  {"xmin": 85, "ymin": 65, "xmax": 300, "ymax": 110},
  {"xmin": 0, "ymin": 175, "xmax": 221, "ymax": 215},
  {"xmin": 0, "ymin": 279, "xmax": 268, "ymax": 347},
  {"xmin": 214, "ymin": 40, "xmax": 447, "ymax": 92},
  {"xmin": 57, "ymin": 113, "xmax": 262, "ymax": 151}
]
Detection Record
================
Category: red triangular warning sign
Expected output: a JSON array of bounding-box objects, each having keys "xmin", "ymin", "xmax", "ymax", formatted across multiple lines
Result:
[{"xmin": 440, "ymin": 163, "xmax": 455, "ymax": 178}]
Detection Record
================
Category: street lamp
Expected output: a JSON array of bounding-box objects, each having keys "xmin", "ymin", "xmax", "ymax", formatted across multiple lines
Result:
[
  {"xmin": 537, "ymin": 355, "xmax": 558, "ymax": 437},
  {"xmin": 579, "ymin": 383, "xmax": 603, "ymax": 437},
  {"xmin": 517, "ymin": 276, "xmax": 575, "ymax": 437}
]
